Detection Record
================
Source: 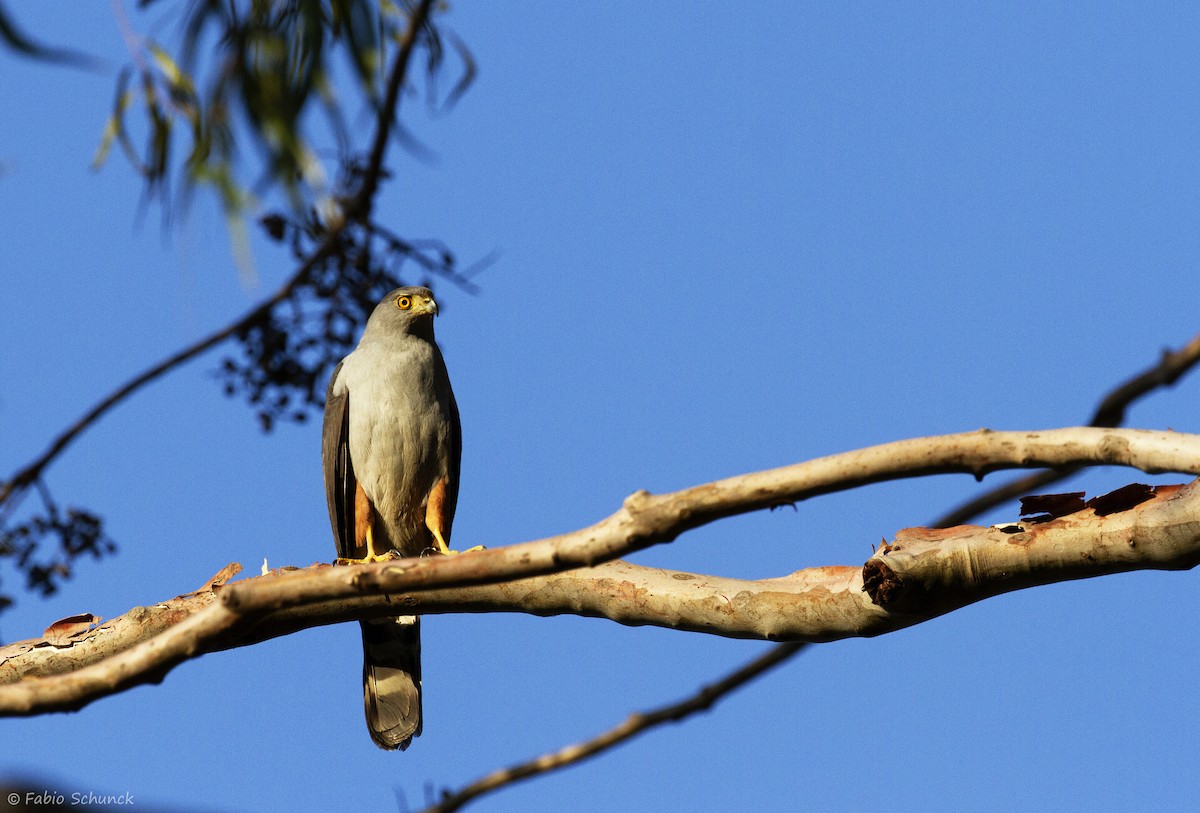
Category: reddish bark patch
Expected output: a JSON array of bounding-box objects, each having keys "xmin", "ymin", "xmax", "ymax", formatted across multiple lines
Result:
[
  {"xmin": 43, "ymin": 613, "xmax": 101, "ymax": 645},
  {"xmin": 1020, "ymin": 492, "xmax": 1086, "ymax": 519},
  {"xmin": 1087, "ymin": 483, "xmax": 1154, "ymax": 516},
  {"xmin": 893, "ymin": 526, "xmax": 972, "ymax": 544},
  {"xmin": 1152, "ymin": 483, "xmax": 1185, "ymax": 499}
]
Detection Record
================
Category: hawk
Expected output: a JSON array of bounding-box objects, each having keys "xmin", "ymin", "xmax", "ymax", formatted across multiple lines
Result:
[{"xmin": 321, "ymin": 286, "xmax": 462, "ymax": 750}]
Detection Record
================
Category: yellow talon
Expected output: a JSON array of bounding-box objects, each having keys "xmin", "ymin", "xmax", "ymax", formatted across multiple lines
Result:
[
  {"xmin": 437, "ymin": 545, "xmax": 486, "ymax": 555},
  {"xmin": 431, "ymin": 528, "xmax": 485, "ymax": 555},
  {"xmin": 334, "ymin": 553, "xmax": 399, "ymax": 565}
]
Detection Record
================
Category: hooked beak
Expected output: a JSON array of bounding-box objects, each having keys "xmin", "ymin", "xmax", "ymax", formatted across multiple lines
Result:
[{"xmin": 414, "ymin": 295, "xmax": 439, "ymax": 317}]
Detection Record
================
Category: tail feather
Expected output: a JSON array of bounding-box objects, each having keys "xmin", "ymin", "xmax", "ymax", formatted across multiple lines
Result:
[{"xmin": 360, "ymin": 615, "xmax": 422, "ymax": 750}]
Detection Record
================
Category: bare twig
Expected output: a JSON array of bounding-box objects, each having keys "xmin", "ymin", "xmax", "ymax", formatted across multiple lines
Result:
[
  {"xmin": 934, "ymin": 331, "xmax": 1200, "ymax": 527},
  {"xmin": 366, "ymin": 222, "xmax": 483, "ymax": 293},
  {"xmin": 1, "ymin": 428, "xmax": 1198, "ymax": 716},
  {"xmin": 422, "ymin": 643, "xmax": 809, "ymax": 813}
]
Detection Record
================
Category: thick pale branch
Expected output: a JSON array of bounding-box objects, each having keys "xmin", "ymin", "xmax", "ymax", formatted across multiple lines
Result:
[
  {"xmin": 864, "ymin": 481, "xmax": 1200, "ymax": 611},
  {"xmin": 73, "ymin": 427, "xmax": 1200, "ymax": 622},
  {"xmin": 3, "ymin": 465, "xmax": 1198, "ymax": 715},
  {"xmin": 0, "ymin": 561, "xmax": 849, "ymax": 686},
  {"xmin": 2, "ymin": 427, "xmax": 1199, "ymax": 712},
  {"xmin": 155, "ymin": 427, "xmax": 1200, "ymax": 620}
]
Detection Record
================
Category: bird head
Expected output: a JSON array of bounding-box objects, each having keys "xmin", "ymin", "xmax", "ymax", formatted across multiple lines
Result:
[{"xmin": 363, "ymin": 286, "xmax": 440, "ymax": 340}]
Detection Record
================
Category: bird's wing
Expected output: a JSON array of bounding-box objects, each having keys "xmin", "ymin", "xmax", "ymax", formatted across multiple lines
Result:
[
  {"xmin": 322, "ymin": 361, "xmax": 357, "ymax": 559},
  {"xmin": 442, "ymin": 373, "xmax": 462, "ymax": 544}
]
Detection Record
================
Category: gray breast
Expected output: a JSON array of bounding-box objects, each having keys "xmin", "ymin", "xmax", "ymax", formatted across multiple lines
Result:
[{"xmin": 337, "ymin": 332, "xmax": 455, "ymax": 554}]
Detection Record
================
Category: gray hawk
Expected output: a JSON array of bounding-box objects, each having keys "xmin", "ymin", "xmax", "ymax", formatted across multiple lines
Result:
[{"xmin": 321, "ymin": 286, "xmax": 463, "ymax": 750}]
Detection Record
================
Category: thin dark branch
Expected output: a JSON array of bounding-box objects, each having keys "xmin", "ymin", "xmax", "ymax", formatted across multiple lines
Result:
[
  {"xmin": 1090, "ymin": 333, "xmax": 1200, "ymax": 427},
  {"xmin": 366, "ymin": 221, "xmax": 482, "ymax": 293},
  {"xmin": 422, "ymin": 643, "xmax": 808, "ymax": 813},
  {"xmin": 933, "ymin": 330, "xmax": 1200, "ymax": 528},
  {"xmin": 0, "ymin": 237, "xmax": 340, "ymax": 506},
  {"xmin": 933, "ymin": 468, "xmax": 1075, "ymax": 529},
  {"xmin": 349, "ymin": 0, "xmax": 435, "ymax": 220}
]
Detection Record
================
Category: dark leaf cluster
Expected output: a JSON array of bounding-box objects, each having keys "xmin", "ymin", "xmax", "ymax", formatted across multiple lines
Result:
[
  {"xmin": 0, "ymin": 481, "xmax": 115, "ymax": 619},
  {"xmin": 216, "ymin": 205, "xmax": 474, "ymax": 432}
]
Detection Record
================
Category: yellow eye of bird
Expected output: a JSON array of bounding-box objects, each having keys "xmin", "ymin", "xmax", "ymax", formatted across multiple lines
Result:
[{"xmin": 395, "ymin": 295, "xmax": 412, "ymax": 310}]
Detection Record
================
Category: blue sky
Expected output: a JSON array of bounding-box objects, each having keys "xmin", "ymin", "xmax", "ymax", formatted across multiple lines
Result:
[{"xmin": 3, "ymin": 3, "xmax": 1200, "ymax": 811}]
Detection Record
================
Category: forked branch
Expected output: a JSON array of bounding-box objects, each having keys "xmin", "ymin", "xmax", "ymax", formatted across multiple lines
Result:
[{"xmin": 1, "ymin": 427, "xmax": 1198, "ymax": 717}]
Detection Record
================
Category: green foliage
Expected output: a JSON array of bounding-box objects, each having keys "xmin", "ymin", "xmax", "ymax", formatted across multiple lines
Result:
[{"xmin": 93, "ymin": 0, "xmax": 450, "ymax": 218}]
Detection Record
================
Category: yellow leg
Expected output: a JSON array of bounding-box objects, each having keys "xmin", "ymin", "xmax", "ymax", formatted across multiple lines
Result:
[
  {"xmin": 426, "ymin": 477, "xmax": 485, "ymax": 555},
  {"xmin": 335, "ymin": 526, "xmax": 400, "ymax": 565}
]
